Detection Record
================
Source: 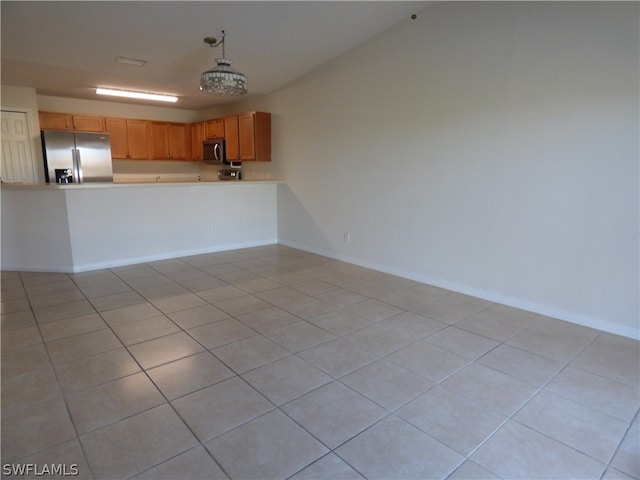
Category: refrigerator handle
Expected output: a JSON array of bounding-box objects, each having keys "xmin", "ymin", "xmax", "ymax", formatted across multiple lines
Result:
[
  {"xmin": 71, "ymin": 149, "xmax": 78, "ymax": 182},
  {"xmin": 73, "ymin": 149, "xmax": 84, "ymax": 184}
]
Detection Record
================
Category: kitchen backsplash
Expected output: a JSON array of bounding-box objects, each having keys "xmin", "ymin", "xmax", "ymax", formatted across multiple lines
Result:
[{"xmin": 112, "ymin": 159, "xmax": 279, "ymax": 183}]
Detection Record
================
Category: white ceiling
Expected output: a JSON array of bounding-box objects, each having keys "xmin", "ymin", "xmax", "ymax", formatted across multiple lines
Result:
[{"xmin": 1, "ymin": 1, "xmax": 428, "ymax": 110}]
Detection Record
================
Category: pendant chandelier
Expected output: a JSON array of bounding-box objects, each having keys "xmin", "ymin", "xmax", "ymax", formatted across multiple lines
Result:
[{"xmin": 200, "ymin": 30, "xmax": 248, "ymax": 96}]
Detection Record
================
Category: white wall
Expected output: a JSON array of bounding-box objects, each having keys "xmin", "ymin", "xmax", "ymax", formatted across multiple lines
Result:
[
  {"xmin": 64, "ymin": 183, "xmax": 278, "ymax": 270},
  {"xmin": 1, "ymin": 86, "xmax": 46, "ymax": 182},
  {"xmin": 1, "ymin": 183, "xmax": 278, "ymax": 272},
  {"xmin": 1, "ymin": 85, "xmax": 39, "ymax": 112},
  {"xmin": 36, "ymin": 95, "xmax": 199, "ymax": 123},
  {"xmin": 1, "ymin": 188, "xmax": 74, "ymax": 271},
  {"xmin": 270, "ymin": 2, "xmax": 639, "ymax": 338}
]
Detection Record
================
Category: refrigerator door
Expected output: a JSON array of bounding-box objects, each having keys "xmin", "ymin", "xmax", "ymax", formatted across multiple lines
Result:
[
  {"xmin": 73, "ymin": 132, "xmax": 113, "ymax": 183},
  {"xmin": 42, "ymin": 131, "xmax": 113, "ymax": 183},
  {"xmin": 42, "ymin": 130, "xmax": 76, "ymax": 183}
]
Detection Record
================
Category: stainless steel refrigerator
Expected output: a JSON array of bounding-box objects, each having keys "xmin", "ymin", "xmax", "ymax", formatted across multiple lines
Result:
[{"xmin": 41, "ymin": 130, "xmax": 113, "ymax": 183}]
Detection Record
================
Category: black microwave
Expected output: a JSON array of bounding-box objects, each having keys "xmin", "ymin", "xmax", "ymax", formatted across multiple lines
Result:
[{"xmin": 203, "ymin": 138, "xmax": 227, "ymax": 164}]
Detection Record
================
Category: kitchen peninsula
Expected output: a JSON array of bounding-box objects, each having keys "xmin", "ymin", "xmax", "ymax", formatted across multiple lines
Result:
[{"xmin": 1, "ymin": 181, "xmax": 281, "ymax": 273}]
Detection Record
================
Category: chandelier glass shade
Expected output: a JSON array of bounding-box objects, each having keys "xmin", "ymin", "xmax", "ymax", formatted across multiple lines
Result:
[
  {"xmin": 200, "ymin": 58, "xmax": 247, "ymax": 96},
  {"xmin": 200, "ymin": 31, "xmax": 247, "ymax": 96}
]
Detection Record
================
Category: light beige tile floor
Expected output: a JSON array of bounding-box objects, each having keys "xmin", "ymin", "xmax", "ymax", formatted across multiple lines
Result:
[{"xmin": 1, "ymin": 245, "xmax": 638, "ymax": 479}]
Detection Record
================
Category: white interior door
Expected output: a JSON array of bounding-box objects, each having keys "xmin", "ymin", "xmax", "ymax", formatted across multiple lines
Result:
[{"xmin": 1, "ymin": 110, "xmax": 39, "ymax": 183}]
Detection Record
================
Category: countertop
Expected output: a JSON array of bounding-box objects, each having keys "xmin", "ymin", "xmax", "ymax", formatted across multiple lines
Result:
[{"xmin": 1, "ymin": 180, "xmax": 284, "ymax": 190}]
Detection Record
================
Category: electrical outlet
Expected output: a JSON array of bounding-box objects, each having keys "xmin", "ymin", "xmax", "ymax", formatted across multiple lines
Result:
[
  {"xmin": 207, "ymin": 224, "xmax": 215, "ymax": 234},
  {"xmin": 344, "ymin": 232, "xmax": 351, "ymax": 243}
]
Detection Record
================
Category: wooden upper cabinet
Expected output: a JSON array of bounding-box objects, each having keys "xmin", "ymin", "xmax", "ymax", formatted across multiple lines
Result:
[
  {"xmin": 39, "ymin": 112, "xmax": 73, "ymax": 131},
  {"xmin": 106, "ymin": 118, "xmax": 128, "ymax": 158},
  {"xmin": 223, "ymin": 116, "xmax": 240, "ymax": 161},
  {"xmin": 253, "ymin": 112, "xmax": 272, "ymax": 162},
  {"xmin": 126, "ymin": 120, "xmax": 150, "ymax": 160},
  {"xmin": 39, "ymin": 112, "xmax": 105, "ymax": 132},
  {"xmin": 238, "ymin": 113, "xmax": 256, "ymax": 161},
  {"xmin": 223, "ymin": 113, "xmax": 271, "ymax": 162},
  {"xmin": 72, "ymin": 115, "xmax": 105, "ymax": 132},
  {"xmin": 191, "ymin": 122, "xmax": 206, "ymax": 161},
  {"xmin": 149, "ymin": 122, "xmax": 169, "ymax": 160},
  {"xmin": 168, "ymin": 123, "xmax": 188, "ymax": 160},
  {"xmin": 149, "ymin": 122, "xmax": 188, "ymax": 160},
  {"xmin": 238, "ymin": 112, "xmax": 271, "ymax": 162},
  {"xmin": 205, "ymin": 118, "xmax": 224, "ymax": 139},
  {"xmin": 40, "ymin": 110, "xmax": 270, "ymax": 163},
  {"xmin": 105, "ymin": 118, "xmax": 149, "ymax": 160}
]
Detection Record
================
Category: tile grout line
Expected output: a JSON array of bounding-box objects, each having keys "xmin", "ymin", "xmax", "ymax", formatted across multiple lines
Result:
[
  {"xmin": 18, "ymin": 271, "xmax": 99, "ymax": 479},
  {"xmin": 27, "ymin": 266, "xmax": 231, "ymax": 478},
  {"xmin": 90, "ymin": 252, "xmax": 352, "ymax": 478},
  {"xmin": 78, "ymin": 267, "xmax": 235, "ymax": 480},
  {"xmin": 5, "ymin": 247, "xmax": 638, "ymax": 479},
  {"xmin": 456, "ymin": 329, "xmax": 617, "ymax": 478}
]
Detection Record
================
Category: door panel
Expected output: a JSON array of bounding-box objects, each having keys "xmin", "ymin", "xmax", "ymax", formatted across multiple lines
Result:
[
  {"xmin": 0, "ymin": 111, "xmax": 39, "ymax": 183},
  {"xmin": 74, "ymin": 132, "xmax": 113, "ymax": 182},
  {"xmin": 41, "ymin": 130, "xmax": 75, "ymax": 182}
]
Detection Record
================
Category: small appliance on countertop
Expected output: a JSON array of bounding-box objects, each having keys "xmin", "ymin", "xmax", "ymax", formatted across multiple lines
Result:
[{"xmin": 218, "ymin": 169, "xmax": 242, "ymax": 181}]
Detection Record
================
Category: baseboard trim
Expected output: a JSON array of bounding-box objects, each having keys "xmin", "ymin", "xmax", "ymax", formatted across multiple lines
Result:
[
  {"xmin": 1, "ymin": 239, "xmax": 278, "ymax": 274},
  {"xmin": 279, "ymin": 240, "xmax": 639, "ymax": 340}
]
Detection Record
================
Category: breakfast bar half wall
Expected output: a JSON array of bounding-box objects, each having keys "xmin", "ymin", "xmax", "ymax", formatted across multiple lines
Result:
[{"xmin": 1, "ymin": 181, "xmax": 281, "ymax": 272}]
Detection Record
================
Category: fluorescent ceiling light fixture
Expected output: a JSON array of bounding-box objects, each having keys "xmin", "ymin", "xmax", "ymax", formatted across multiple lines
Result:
[
  {"xmin": 115, "ymin": 55, "xmax": 147, "ymax": 66},
  {"xmin": 95, "ymin": 87, "xmax": 177, "ymax": 103}
]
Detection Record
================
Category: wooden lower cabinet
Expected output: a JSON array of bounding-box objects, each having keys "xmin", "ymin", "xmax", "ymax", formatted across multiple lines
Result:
[{"xmin": 106, "ymin": 118, "xmax": 149, "ymax": 160}]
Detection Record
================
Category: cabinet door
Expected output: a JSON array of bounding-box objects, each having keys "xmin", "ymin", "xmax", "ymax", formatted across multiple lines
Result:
[
  {"xmin": 72, "ymin": 115, "xmax": 105, "ymax": 132},
  {"xmin": 224, "ymin": 116, "xmax": 240, "ymax": 161},
  {"xmin": 105, "ymin": 118, "xmax": 129, "ymax": 159},
  {"xmin": 237, "ymin": 112, "xmax": 271, "ymax": 162},
  {"xmin": 126, "ymin": 120, "xmax": 149, "ymax": 160},
  {"xmin": 168, "ymin": 123, "xmax": 188, "ymax": 160},
  {"xmin": 206, "ymin": 118, "xmax": 224, "ymax": 139},
  {"xmin": 238, "ymin": 113, "xmax": 255, "ymax": 161},
  {"xmin": 106, "ymin": 118, "xmax": 149, "ymax": 160},
  {"xmin": 149, "ymin": 122, "xmax": 170, "ymax": 160},
  {"xmin": 253, "ymin": 112, "xmax": 271, "ymax": 162},
  {"xmin": 39, "ymin": 112, "xmax": 73, "ymax": 130},
  {"xmin": 191, "ymin": 122, "xmax": 206, "ymax": 161}
]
